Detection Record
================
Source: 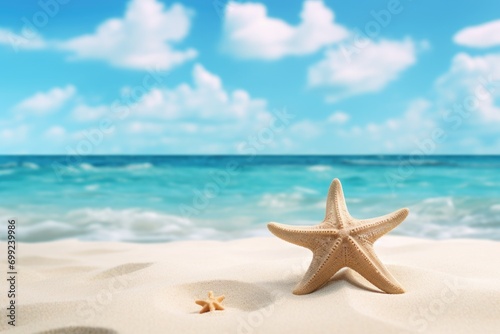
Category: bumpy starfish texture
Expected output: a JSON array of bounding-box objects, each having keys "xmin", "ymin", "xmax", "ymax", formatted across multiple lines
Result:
[
  {"xmin": 268, "ymin": 178, "xmax": 409, "ymax": 295},
  {"xmin": 195, "ymin": 291, "xmax": 225, "ymax": 314}
]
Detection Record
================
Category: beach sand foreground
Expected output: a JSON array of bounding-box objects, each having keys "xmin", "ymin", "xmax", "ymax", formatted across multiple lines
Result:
[{"xmin": 2, "ymin": 236, "xmax": 500, "ymax": 333}]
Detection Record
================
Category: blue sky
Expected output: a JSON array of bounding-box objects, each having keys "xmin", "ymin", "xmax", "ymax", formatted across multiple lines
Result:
[{"xmin": 1, "ymin": 0, "xmax": 499, "ymax": 154}]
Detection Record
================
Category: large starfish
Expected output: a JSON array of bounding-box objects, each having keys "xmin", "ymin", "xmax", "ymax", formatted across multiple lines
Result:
[{"xmin": 268, "ymin": 178, "xmax": 409, "ymax": 295}]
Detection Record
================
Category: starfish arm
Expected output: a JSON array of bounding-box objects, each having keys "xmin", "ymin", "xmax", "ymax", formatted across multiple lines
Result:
[
  {"xmin": 195, "ymin": 300, "xmax": 207, "ymax": 306},
  {"xmin": 267, "ymin": 222, "xmax": 336, "ymax": 250},
  {"xmin": 214, "ymin": 302, "xmax": 225, "ymax": 311},
  {"xmin": 346, "ymin": 237, "xmax": 404, "ymax": 294},
  {"xmin": 216, "ymin": 296, "xmax": 225, "ymax": 303},
  {"xmin": 352, "ymin": 208, "xmax": 409, "ymax": 243},
  {"xmin": 324, "ymin": 178, "xmax": 350, "ymax": 228},
  {"xmin": 199, "ymin": 304, "xmax": 209, "ymax": 314},
  {"xmin": 293, "ymin": 237, "xmax": 345, "ymax": 295},
  {"xmin": 208, "ymin": 303, "xmax": 215, "ymax": 312}
]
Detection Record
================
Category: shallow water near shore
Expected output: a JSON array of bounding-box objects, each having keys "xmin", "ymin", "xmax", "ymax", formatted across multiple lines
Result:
[{"xmin": 1, "ymin": 155, "xmax": 499, "ymax": 242}]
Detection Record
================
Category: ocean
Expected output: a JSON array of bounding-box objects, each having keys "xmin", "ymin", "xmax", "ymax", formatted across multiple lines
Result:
[{"xmin": 1, "ymin": 155, "xmax": 499, "ymax": 242}]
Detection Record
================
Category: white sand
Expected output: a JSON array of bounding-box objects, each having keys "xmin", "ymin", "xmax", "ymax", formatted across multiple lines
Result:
[{"xmin": 3, "ymin": 236, "xmax": 500, "ymax": 333}]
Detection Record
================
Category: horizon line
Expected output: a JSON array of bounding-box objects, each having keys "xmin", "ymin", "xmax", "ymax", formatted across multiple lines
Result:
[{"xmin": 1, "ymin": 154, "xmax": 499, "ymax": 157}]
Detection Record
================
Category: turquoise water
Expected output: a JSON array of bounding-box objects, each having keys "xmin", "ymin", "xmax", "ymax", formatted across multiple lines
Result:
[{"xmin": 1, "ymin": 155, "xmax": 500, "ymax": 242}]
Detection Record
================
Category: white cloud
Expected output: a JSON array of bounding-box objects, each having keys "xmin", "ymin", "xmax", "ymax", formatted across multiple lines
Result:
[
  {"xmin": 275, "ymin": 98, "xmax": 434, "ymax": 152},
  {"xmin": 44, "ymin": 126, "xmax": 66, "ymax": 139},
  {"xmin": 328, "ymin": 111, "xmax": 349, "ymax": 124},
  {"xmin": 290, "ymin": 120, "xmax": 322, "ymax": 139},
  {"xmin": 127, "ymin": 121, "xmax": 164, "ymax": 134},
  {"xmin": 454, "ymin": 20, "xmax": 500, "ymax": 48},
  {"xmin": 0, "ymin": 125, "xmax": 28, "ymax": 143},
  {"xmin": 321, "ymin": 51, "xmax": 500, "ymax": 153},
  {"xmin": 331, "ymin": 99, "xmax": 436, "ymax": 152},
  {"xmin": 72, "ymin": 104, "xmax": 109, "ymax": 122},
  {"xmin": 133, "ymin": 63, "xmax": 270, "ymax": 122},
  {"xmin": 59, "ymin": 0, "xmax": 196, "ymax": 70},
  {"xmin": 388, "ymin": 98, "xmax": 434, "ymax": 132},
  {"xmin": 308, "ymin": 38, "xmax": 418, "ymax": 102},
  {"xmin": 435, "ymin": 52, "xmax": 500, "ymax": 122},
  {"xmin": 15, "ymin": 85, "xmax": 76, "ymax": 114},
  {"xmin": 0, "ymin": 28, "xmax": 46, "ymax": 51},
  {"xmin": 41, "ymin": 63, "xmax": 278, "ymax": 152},
  {"xmin": 1, "ymin": 63, "xmax": 276, "ymax": 153},
  {"xmin": 222, "ymin": 0, "xmax": 348, "ymax": 59}
]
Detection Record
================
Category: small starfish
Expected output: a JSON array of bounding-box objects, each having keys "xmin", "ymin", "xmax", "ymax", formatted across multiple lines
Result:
[
  {"xmin": 195, "ymin": 291, "xmax": 225, "ymax": 314},
  {"xmin": 268, "ymin": 178, "xmax": 409, "ymax": 295}
]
